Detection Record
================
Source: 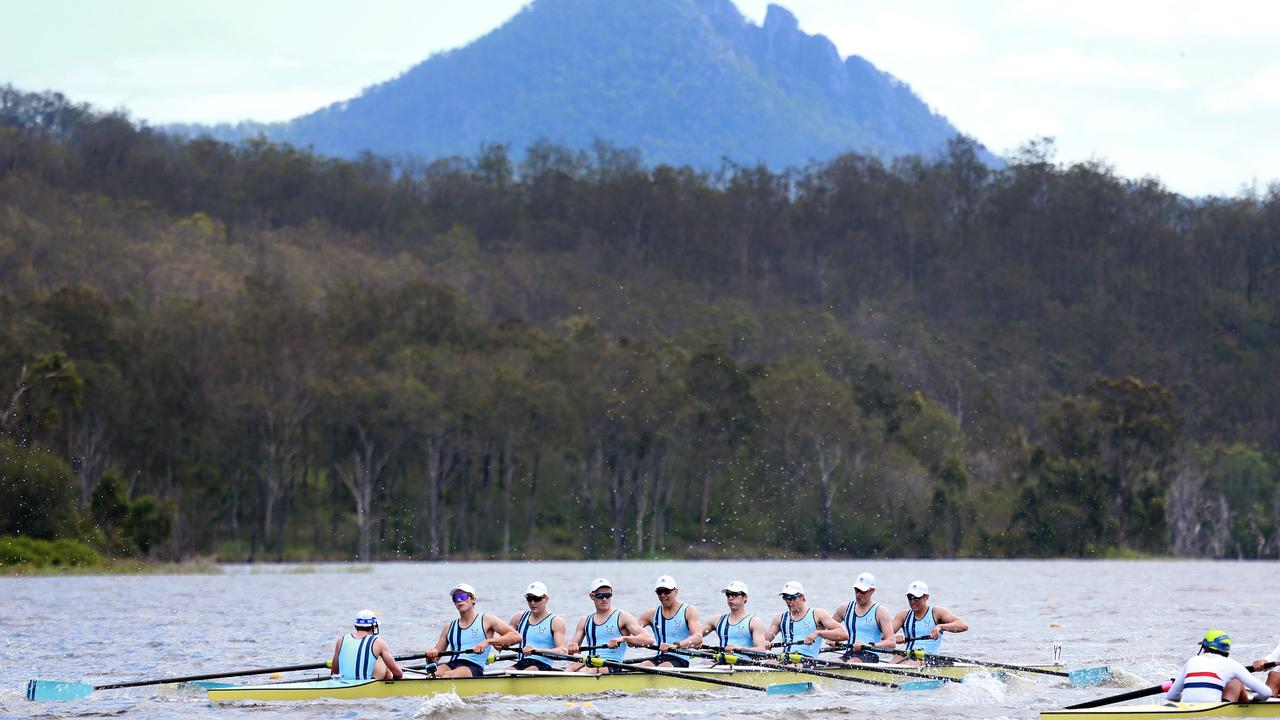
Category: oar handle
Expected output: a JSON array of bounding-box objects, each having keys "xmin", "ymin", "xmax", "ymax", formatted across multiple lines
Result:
[
  {"xmin": 529, "ymin": 650, "xmax": 774, "ymax": 692},
  {"xmin": 92, "ymin": 651, "xmax": 428, "ymax": 690}
]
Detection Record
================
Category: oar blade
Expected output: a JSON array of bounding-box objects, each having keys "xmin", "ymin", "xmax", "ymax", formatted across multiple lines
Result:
[
  {"xmin": 25, "ymin": 680, "xmax": 95, "ymax": 702},
  {"xmin": 899, "ymin": 679, "xmax": 946, "ymax": 692},
  {"xmin": 1067, "ymin": 667, "xmax": 1111, "ymax": 687},
  {"xmin": 765, "ymin": 681, "xmax": 813, "ymax": 695},
  {"xmin": 182, "ymin": 680, "xmax": 240, "ymax": 690}
]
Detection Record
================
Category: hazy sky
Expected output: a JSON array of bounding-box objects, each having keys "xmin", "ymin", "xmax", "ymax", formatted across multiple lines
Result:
[{"xmin": 5, "ymin": 0, "xmax": 1278, "ymax": 197}]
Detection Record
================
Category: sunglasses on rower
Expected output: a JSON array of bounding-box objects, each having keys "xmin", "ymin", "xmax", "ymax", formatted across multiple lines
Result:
[
  {"xmin": 526, "ymin": 594, "xmax": 546, "ymax": 602},
  {"xmin": 592, "ymin": 592, "xmax": 613, "ymax": 599},
  {"xmin": 907, "ymin": 594, "xmax": 924, "ymax": 602},
  {"xmin": 781, "ymin": 593, "xmax": 801, "ymax": 601},
  {"xmin": 451, "ymin": 592, "xmax": 472, "ymax": 603},
  {"xmin": 724, "ymin": 591, "xmax": 746, "ymax": 598}
]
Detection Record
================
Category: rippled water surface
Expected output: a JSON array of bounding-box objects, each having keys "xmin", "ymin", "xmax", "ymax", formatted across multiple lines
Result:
[{"xmin": 2, "ymin": 559, "xmax": 1276, "ymax": 719}]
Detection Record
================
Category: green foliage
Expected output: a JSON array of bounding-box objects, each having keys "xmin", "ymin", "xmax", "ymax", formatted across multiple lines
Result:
[
  {"xmin": 0, "ymin": 535, "xmax": 100, "ymax": 567},
  {"xmin": 0, "ymin": 438, "xmax": 79, "ymax": 540},
  {"xmin": 125, "ymin": 496, "xmax": 174, "ymax": 556}
]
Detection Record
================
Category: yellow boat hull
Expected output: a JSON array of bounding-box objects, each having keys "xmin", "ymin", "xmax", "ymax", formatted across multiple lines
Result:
[{"xmin": 208, "ymin": 662, "xmax": 1064, "ymax": 702}]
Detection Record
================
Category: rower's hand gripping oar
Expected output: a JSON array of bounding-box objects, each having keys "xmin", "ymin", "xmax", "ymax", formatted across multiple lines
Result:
[
  {"xmin": 530, "ymin": 650, "xmax": 812, "ymax": 695},
  {"xmin": 24, "ymin": 651, "xmax": 427, "ymax": 701},
  {"xmin": 663, "ymin": 646, "xmax": 944, "ymax": 691},
  {"xmin": 864, "ymin": 644, "xmax": 1111, "ymax": 687},
  {"xmin": 1063, "ymin": 659, "xmax": 1279, "ymax": 710}
]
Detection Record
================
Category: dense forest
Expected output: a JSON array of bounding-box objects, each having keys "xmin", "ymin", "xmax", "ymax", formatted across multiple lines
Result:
[{"xmin": 1, "ymin": 86, "xmax": 1278, "ymax": 564}]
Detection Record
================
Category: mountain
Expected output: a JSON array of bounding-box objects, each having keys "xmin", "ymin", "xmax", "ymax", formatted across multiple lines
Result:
[{"xmin": 173, "ymin": 0, "xmax": 991, "ymax": 169}]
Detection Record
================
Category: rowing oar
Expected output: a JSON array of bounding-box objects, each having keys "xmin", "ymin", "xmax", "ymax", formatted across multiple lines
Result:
[
  {"xmin": 1063, "ymin": 659, "xmax": 1280, "ymax": 710},
  {"xmin": 866, "ymin": 646, "xmax": 1110, "ymax": 687},
  {"xmin": 25, "ymin": 651, "xmax": 426, "ymax": 701},
  {"xmin": 530, "ymin": 650, "xmax": 812, "ymax": 695},
  {"xmin": 661, "ymin": 646, "xmax": 943, "ymax": 691}
]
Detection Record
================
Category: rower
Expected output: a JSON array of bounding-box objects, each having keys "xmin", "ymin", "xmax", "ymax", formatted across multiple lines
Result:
[
  {"xmin": 507, "ymin": 581, "xmax": 568, "ymax": 671},
  {"xmin": 822, "ymin": 572, "xmax": 895, "ymax": 663},
  {"xmin": 635, "ymin": 575, "xmax": 703, "ymax": 667},
  {"xmin": 425, "ymin": 583, "xmax": 521, "ymax": 678},
  {"xmin": 1167, "ymin": 630, "xmax": 1272, "ymax": 703},
  {"xmin": 891, "ymin": 580, "xmax": 967, "ymax": 665},
  {"xmin": 765, "ymin": 580, "xmax": 846, "ymax": 661},
  {"xmin": 702, "ymin": 580, "xmax": 766, "ymax": 652},
  {"xmin": 1251, "ymin": 639, "xmax": 1280, "ymax": 695},
  {"xmin": 564, "ymin": 578, "xmax": 650, "ymax": 673},
  {"xmin": 329, "ymin": 609, "xmax": 404, "ymax": 680}
]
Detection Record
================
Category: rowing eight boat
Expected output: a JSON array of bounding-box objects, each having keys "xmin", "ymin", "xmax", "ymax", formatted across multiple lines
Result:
[
  {"xmin": 1042, "ymin": 700, "xmax": 1280, "ymax": 720},
  {"xmin": 207, "ymin": 662, "xmax": 1069, "ymax": 702}
]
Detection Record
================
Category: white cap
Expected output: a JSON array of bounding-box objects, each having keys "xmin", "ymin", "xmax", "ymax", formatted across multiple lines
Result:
[
  {"xmin": 451, "ymin": 582, "xmax": 478, "ymax": 598},
  {"xmin": 907, "ymin": 580, "xmax": 929, "ymax": 597},
  {"xmin": 854, "ymin": 572, "xmax": 876, "ymax": 591},
  {"xmin": 779, "ymin": 581, "xmax": 805, "ymax": 596},
  {"xmin": 589, "ymin": 577, "xmax": 613, "ymax": 592},
  {"xmin": 354, "ymin": 608, "xmax": 378, "ymax": 627},
  {"xmin": 654, "ymin": 574, "xmax": 678, "ymax": 590},
  {"xmin": 722, "ymin": 580, "xmax": 749, "ymax": 594},
  {"xmin": 525, "ymin": 581, "xmax": 549, "ymax": 597}
]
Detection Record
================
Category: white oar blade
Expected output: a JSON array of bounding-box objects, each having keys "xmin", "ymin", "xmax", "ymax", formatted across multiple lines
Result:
[
  {"xmin": 765, "ymin": 681, "xmax": 813, "ymax": 695},
  {"xmin": 900, "ymin": 679, "xmax": 946, "ymax": 692},
  {"xmin": 26, "ymin": 680, "xmax": 94, "ymax": 702},
  {"xmin": 1068, "ymin": 667, "xmax": 1111, "ymax": 687}
]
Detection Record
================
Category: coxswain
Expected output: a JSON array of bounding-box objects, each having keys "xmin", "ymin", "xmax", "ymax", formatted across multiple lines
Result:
[
  {"xmin": 507, "ymin": 581, "xmax": 568, "ymax": 671},
  {"xmin": 1167, "ymin": 630, "xmax": 1271, "ymax": 703},
  {"xmin": 425, "ymin": 583, "xmax": 521, "ymax": 678},
  {"xmin": 765, "ymin": 580, "xmax": 847, "ymax": 661},
  {"xmin": 635, "ymin": 575, "xmax": 703, "ymax": 667},
  {"xmin": 329, "ymin": 609, "xmax": 404, "ymax": 680},
  {"xmin": 891, "ymin": 580, "xmax": 967, "ymax": 665},
  {"xmin": 822, "ymin": 571, "xmax": 896, "ymax": 663},
  {"xmin": 702, "ymin": 580, "xmax": 767, "ymax": 652},
  {"xmin": 564, "ymin": 578, "xmax": 651, "ymax": 673}
]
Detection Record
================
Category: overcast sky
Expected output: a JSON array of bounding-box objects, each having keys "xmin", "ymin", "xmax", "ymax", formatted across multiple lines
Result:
[{"xmin": 5, "ymin": 0, "xmax": 1278, "ymax": 198}]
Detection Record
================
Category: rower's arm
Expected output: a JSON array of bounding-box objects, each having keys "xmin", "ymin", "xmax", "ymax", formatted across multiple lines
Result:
[
  {"xmin": 1166, "ymin": 663, "xmax": 1188, "ymax": 701},
  {"xmin": 376, "ymin": 639, "xmax": 405, "ymax": 679},
  {"xmin": 701, "ymin": 614, "xmax": 720, "ymax": 637},
  {"xmin": 679, "ymin": 606, "xmax": 703, "ymax": 648},
  {"xmin": 550, "ymin": 616, "xmax": 569, "ymax": 652},
  {"xmin": 620, "ymin": 612, "xmax": 654, "ymax": 647},
  {"xmin": 566, "ymin": 617, "xmax": 587, "ymax": 652},
  {"xmin": 815, "ymin": 609, "xmax": 849, "ymax": 641},
  {"xmin": 749, "ymin": 616, "xmax": 768, "ymax": 651},
  {"xmin": 890, "ymin": 609, "xmax": 908, "ymax": 640},
  {"xmin": 933, "ymin": 605, "xmax": 968, "ymax": 634},
  {"xmin": 873, "ymin": 606, "xmax": 897, "ymax": 648},
  {"xmin": 764, "ymin": 613, "xmax": 782, "ymax": 642},
  {"xmin": 486, "ymin": 615, "xmax": 523, "ymax": 648},
  {"xmin": 425, "ymin": 625, "xmax": 450, "ymax": 661},
  {"xmin": 330, "ymin": 637, "xmax": 343, "ymax": 676}
]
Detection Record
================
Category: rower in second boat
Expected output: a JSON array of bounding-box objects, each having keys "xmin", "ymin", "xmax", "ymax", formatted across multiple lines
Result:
[
  {"xmin": 635, "ymin": 574, "xmax": 703, "ymax": 667},
  {"xmin": 425, "ymin": 582, "xmax": 522, "ymax": 678},
  {"xmin": 765, "ymin": 580, "xmax": 847, "ymax": 661},
  {"xmin": 1167, "ymin": 630, "xmax": 1272, "ymax": 703},
  {"xmin": 564, "ymin": 577, "xmax": 651, "ymax": 673},
  {"xmin": 892, "ymin": 580, "xmax": 968, "ymax": 665}
]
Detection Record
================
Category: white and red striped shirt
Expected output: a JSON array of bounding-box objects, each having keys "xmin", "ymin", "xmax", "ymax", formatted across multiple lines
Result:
[{"xmin": 1167, "ymin": 653, "xmax": 1272, "ymax": 703}]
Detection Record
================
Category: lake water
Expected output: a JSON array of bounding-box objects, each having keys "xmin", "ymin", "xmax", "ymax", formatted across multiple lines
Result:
[{"xmin": 2, "ymin": 559, "xmax": 1276, "ymax": 719}]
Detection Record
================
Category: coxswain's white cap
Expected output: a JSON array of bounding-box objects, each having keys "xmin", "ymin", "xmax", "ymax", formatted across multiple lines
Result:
[
  {"xmin": 451, "ymin": 582, "xmax": 478, "ymax": 598},
  {"xmin": 354, "ymin": 609, "xmax": 378, "ymax": 627},
  {"xmin": 525, "ymin": 581, "xmax": 549, "ymax": 597},
  {"xmin": 854, "ymin": 572, "xmax": 876, "ymax": 591},
  {"xmin": 907, "ymin": 580, "xmax": 929, "ymax": 597},
  {"xmin": 654, "ymin": 574, "xmax": 678, "ymax": 590},
  {"xmin": 589, "ymin": 577, "xmax": 613, "ymax": 592},
  {"xmin": 779, "ymin": 581, "xmax": 805, "ymax": 596},
  {"xmin": 722, "ymin": 580, "xmax": 749, "ymax": 594}
]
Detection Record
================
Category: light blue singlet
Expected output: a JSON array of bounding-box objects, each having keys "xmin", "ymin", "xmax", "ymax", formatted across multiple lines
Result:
[
  {"xmin": 584, "ymin": 609, "xmax": 626, "ymax": 662},
  {"xmin": 844, "ymin": 601, "xmax": 884, "ymax": 646},
  {"xmin": 652, "ymin": 603, "xmax": 692, "ymax": 645},
  {"xmin": 446, "ymin": 613, "xmax": 492, "ymax": 669},
  {"xmin": 776, "ymin": 608, "xmax": 822, "ymax": 659},
  {"xmin": 904, "ymin": 606, "xmax": 941, "ymax": 655},
  {"xmin": 337, "ymin": 633, "xmax": 379, "ymax": 680},
  {"xmin": 517, "ymin": 611, "xmax": 560, "ymax": 669},
  {"xmin": 715, "ymin": 613, "xmax": 756, "ymax": 648}
]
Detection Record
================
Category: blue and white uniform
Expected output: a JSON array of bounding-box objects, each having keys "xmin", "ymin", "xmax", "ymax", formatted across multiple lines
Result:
[
  {"xmin": 584, "ymin": 609, "xmax": 626, "ymax": 663},
  {"xmin": 336, "ymin": 633, "xmax": 380, "ymax": 680},
  {"xmin": 516, "ymin": 611, "xmax": 560, "ymax": 670},
  {"xmin": 776, "ymin": 608, "xmax": 822, "ymax": 659},
  {"xmin": 650, "ymin": 603, "xmax": 693, "ymax": 666},
  {"xmin": 904, "ymin": 606, "xmax": 941, "ymax": 655},
  {"xmin": 842, "ymin": 601, "xmax": 883, "ymax": 663},
  {"xmin": 1166, "ymin": 654, "xmax": 1272, "ymax": 702},
  {"xmin": 714, "ymin": 613, "xmax": 756, "ymax": 648},
  {"xmin": 446, "ymin": 613, "xmax": 493, "ymax": 671}
]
